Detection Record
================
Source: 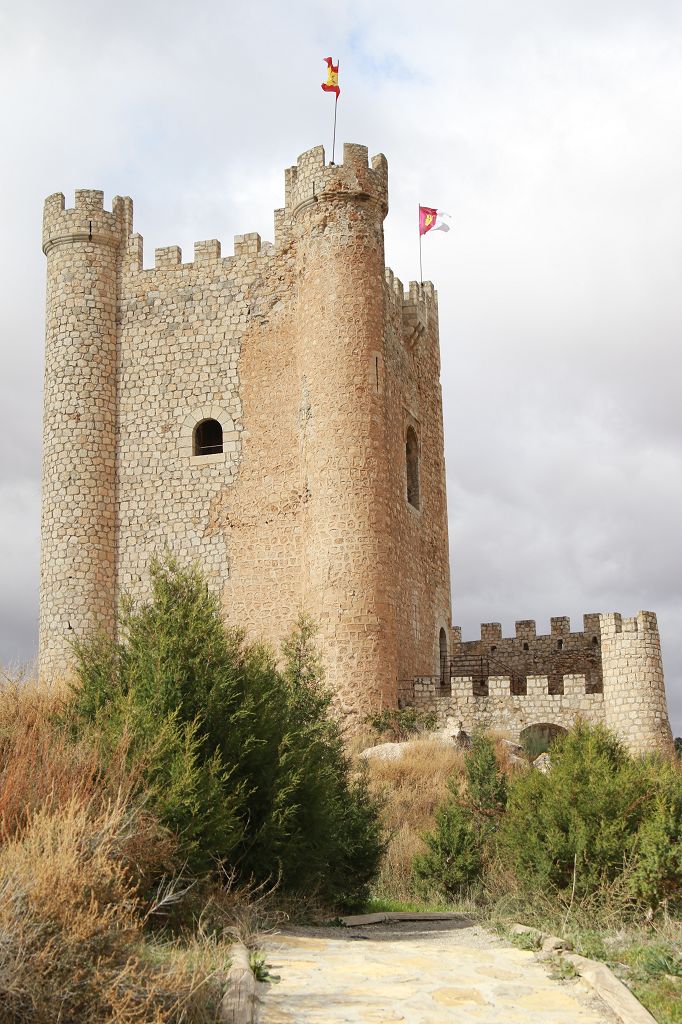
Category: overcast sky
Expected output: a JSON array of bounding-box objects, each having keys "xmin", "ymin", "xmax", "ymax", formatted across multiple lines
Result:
[{"xmin": 1, "ymin": 0, "xmax": 680, "ymax": 734}]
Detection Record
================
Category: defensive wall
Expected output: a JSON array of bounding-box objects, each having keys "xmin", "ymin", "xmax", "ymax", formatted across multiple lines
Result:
[
  {"xmin": 399, "ymin": 611, "xmax": 673, "ymax": 755},
  {"xmin": 40, "ymin": 143, "xmax": 452, "ymax": 718}
]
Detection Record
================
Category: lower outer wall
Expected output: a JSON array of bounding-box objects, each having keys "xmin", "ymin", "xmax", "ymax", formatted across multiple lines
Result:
[
  {"xmin": 408, "ymin": 672, "xmax": 673, "ymax": 755},
  {"xmin": 412, "ymin": 678, "xmax": 606, "ymax": 741}
]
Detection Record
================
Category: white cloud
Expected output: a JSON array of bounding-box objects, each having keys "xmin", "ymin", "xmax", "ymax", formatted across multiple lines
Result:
[{"xmin": 1, "ymin": 0, "xmax": 680, "ymax": 733}]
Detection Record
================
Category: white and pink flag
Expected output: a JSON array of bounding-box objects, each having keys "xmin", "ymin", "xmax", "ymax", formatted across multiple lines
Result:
[{"xmin": 419, "ymin": 206, "xmax": 451, "ymax": 235}]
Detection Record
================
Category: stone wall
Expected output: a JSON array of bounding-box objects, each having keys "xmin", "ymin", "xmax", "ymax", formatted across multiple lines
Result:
[
  {"xmin": 40, "ymin": 143, "xmax": 453, "ymax": 717},
  {"xmin": 448, "ymin": 614, "xmax": 604, "ymax": 694},
  {"xmin": 601, "ymin": 612, "xmax": 673, "ymax": 754},
  {"xmin": 400, "ymin": 612, "xmax": 673, "ymax": 754},
  {"xmin": 408, "ymin": 672, "xmax": 604, "ymax": 739}
]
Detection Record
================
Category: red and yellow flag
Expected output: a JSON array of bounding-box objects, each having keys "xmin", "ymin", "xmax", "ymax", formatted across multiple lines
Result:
[
  {"xmin": 419, "ymin": 206, "xmax": 450, "ymax": 235},
  {"xmin": 321, "ymin": 57, "xmax": 340, "ymax": 98}
]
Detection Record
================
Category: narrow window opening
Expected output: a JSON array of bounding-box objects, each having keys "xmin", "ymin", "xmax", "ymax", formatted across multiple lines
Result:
[
  {"xmin": 592, "ymin": 636, "xmax": 599, "ymax": 647},
  {"xmin": 193, "ymin": 418, "xmax": 223, "ymax": 456},
  {"xmin": 439, "ymin": 628, "xmax": 448, "ymax": 685},
  {"xmin": 375, "ymin": 356, "xmax": 380, "ymax": 392},
  {"xmin": 406, "ymin": 426, "xmax": 420, "ymax": 509},
  {"xmin": 523, "ymin": 642, "xmax": 529, "ymax": 651},
  {"xmin": 491, "ymin": 645, "xmax": 497, "ymax": 653},
  {"xmin": 557, "ymin": 638, "xmax": 564, "ymax": 650}
]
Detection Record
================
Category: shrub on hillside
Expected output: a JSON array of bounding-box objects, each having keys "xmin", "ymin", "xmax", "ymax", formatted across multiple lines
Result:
[
  {"xmin": 499, "ymin": 722, "xmax": 682, "ymax": 907},
  {"xmin": 70, "ymin": 556, "xmax": 382, "ymax": 908},
  {"xmin": 413, "ymin": 734, "xmax": 506, "ymax": 898},
  {"xmin": 629, "ymin": 760, "xmax": 682, "ymax": 911},
  {"xmin": 363, "ymin": 739, "xmax": 466, "ymax": 902},
  {"xmin": 0, "ymin": 679, "xmax": 176, "ymax": 891}
]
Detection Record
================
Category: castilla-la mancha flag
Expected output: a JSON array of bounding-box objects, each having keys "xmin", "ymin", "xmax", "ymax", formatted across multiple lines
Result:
[
  {"xmin": 419, "ymin": 206, "xmax": 450, "ymax": 235},
  {"xmin": 321, "ymin": 57, "xmax": 340, "ymax": 97}
]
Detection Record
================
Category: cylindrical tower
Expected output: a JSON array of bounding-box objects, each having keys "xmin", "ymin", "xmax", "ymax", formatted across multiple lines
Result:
[
  {"xmin": 40, "ymin": 190, "xmax": 129, "ymax": 680},
  {"xmin": 601, "ymin": 611, "xmax": 674, "ymax": 755},
  {"xmin": 288, "ymin": 143, "xmax": 395, "ymax": 717}
]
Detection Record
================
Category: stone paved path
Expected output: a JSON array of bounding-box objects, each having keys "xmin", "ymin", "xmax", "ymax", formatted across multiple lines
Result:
[{"xmin": 260, "ymin": 920, "xmax": 617, "ymax": 1024}]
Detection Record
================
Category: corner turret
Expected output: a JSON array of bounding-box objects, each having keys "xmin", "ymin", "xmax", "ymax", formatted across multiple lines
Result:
[
  {"xmin": 40, "ymin": 190, "xmax": 132, "ymax": 680},
  {"xmin": 289, "ymin": 143, "xmax": 395, "ymax": 715},
  {"xmin": 601, "ymin": 611, "xmax": 673, "ymax": 755}
]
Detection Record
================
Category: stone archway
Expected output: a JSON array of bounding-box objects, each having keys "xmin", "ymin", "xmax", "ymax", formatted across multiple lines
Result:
[{"xmin": 520, "ymin": 722, "xmax": 567, "ymax": 758}]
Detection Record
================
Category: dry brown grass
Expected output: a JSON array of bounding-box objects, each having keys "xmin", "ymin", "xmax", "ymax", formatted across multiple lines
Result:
[
  {"xmin": 363, "ymin": 739, "xmax": 466, "ymax": 900},
  {"xmin": 362, "ymin": 732, "xmax": 528, "ymax": 902},
  {"xmin": 0, "ymin": 677, "xmax": 177, "ymax": 890},
  {"xmin": 0, "ymin": 676, "xmax": 237, "ymax": 1022},
  {"xmin": 0, "ymin": 797, "xmax": 228, "ymax": 1023}
]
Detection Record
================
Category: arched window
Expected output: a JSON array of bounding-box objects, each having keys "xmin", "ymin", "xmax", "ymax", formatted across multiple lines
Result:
[
  {"xmin": 406, "ymin": 426, "xmax": 420, "ymax": 509},
  {"xmin": 193, "ymin": 419, "xmax": 223, "ymax": 456},
  {"xmin": 439, "ymin": 627, "xmax": 448, "ymax": 685}
]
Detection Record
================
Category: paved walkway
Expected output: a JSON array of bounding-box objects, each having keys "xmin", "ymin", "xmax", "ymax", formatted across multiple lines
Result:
[{"xmin": 260, "ymin": 919, "xmax": 617, "ymax": 1024}]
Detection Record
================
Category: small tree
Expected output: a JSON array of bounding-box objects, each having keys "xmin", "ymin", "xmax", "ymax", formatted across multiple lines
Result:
[
  {"xmin": 413, "ymin": 734, "xmax": 504, "ymax": 898},
  {"xmin": 630, "ymin": 760, "xmax": 682, "ymax": 912},
  {"xmin": 465, "ymin": 734, "xmax": 507, "ymax": 815},
  {"xmin": 70, "ymin": 558, "xmax": 382, "ymax": 907},
  {"xmin": 499, "ymin": 722, "xmax": 655, "ymax": 897}
]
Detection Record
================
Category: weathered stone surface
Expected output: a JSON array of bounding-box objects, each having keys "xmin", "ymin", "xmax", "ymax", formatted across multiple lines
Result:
[
  {"xmin": 39, "ymin": 145, "xmax": 452, "ymax": 718},
  {"xmin": 39, "ymin": 145, "xmax": 674, "ymax": 751},
  {"xmin": 260, "ymin": 923, "xmax": 615, "ymax": 1023},
  {"xmin": 359, "ymin": 742, "xmax": 406, "ymax": 762},
  {"xmin": 402, "ymin": 613, "xmax": 673, "ymax": 755}
]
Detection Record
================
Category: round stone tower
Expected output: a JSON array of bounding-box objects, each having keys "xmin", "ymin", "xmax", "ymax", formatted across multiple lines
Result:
[
  {"xmin": 40, "ymin": 190, "xmax": 130, "ymax": 680},
  {"xmin": 287, "ymin": 143, "xmax": 396, "ymax": 716},
  {"xmin": 601, "ymin": 611, "xmax": 674, "ymax": 755}
]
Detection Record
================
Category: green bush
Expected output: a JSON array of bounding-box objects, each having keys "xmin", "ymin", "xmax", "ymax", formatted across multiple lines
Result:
[
  {"xmin": 499, "ymin": 722, "xmax": 663, "ymax": 898},
  {"xmin": 413, "ymin": 798, "xmax": 482, "ymax": 897},
  {"xmin": 413, "ymin": 734, "xmax": 505, "ymax": 897},
  {"xmin": 70, "ymin": 556, "xmax": 382, "ymax": 908},
  {"xmin": 630, "ymin": 760, "xmax": 682, "ymax": 911},
  {"xmin": 465, "ymin": 733, "xmax": 507, "ymax": 815}
]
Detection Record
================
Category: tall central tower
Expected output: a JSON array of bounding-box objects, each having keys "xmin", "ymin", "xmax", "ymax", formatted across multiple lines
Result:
[
  {"xmin": 39, "ymin": 143, "xmax": 454, "ymax": 718},
  {"xmin": 288, "ymin": 144, "xmax": 397, "ymax": 713}
]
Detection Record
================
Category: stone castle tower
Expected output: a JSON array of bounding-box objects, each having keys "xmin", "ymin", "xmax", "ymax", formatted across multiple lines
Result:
[
  {"xmin": 40, "ymin": 141, "xmax": 673, "ymax": 750},
  {"xmin": 40, "ymin": 143, "xmax": 452, "ymax": 717}
]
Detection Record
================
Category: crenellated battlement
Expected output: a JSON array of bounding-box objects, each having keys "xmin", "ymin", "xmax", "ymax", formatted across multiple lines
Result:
[
  {"xmin": 384, "ymin": 268, "xmax": 438, "ymax": 350},
  {"xmin": 284, "ymin": 143, "xmax": 388, "ymax": 221},
  {"xmin": 402, "ymin": 667, "xmax": 606, "ymax": 742},
  {"xmin": 403, "ymin": 609, "xmax": 672, "ymax": 753},
  {"xmin": 130, "ymin": 232, "xmax": 275, "ymax": 274},
  {"xmin": 42, "ymin": 190, "xmax": 133, "ymax": 255},
  {"xmin": 600, "ymin": 610, "xmax": 659, "ymax": 638},
  {"xmin": 456, "ymin": 613, "xmax": 603, "ymax": 647}
]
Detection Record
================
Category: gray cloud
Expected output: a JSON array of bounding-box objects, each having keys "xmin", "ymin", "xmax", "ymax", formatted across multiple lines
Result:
[{"xmin": 1, "ymin": 0, "xmax": 680, "ymax": 733}]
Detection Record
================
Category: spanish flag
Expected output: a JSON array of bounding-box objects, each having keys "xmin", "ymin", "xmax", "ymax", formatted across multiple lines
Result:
[
  {"xmin": 321, "ymin": 57, "xmax": 340, "ymax": 98},
  {"xmin": 419, "ymin": 206, "xmax": 450, "ymax": 235}
]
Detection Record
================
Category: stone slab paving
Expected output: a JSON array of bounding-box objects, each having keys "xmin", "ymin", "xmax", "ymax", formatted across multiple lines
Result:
[{"xmin": 260, "ymin": 920, "xmax": 618, "ymax": 1024}]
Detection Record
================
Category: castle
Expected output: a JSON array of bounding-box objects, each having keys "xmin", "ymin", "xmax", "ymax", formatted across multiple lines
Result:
[{"xmin": 39, "ymin": 142, "xmax": 673, "ymax": 753}]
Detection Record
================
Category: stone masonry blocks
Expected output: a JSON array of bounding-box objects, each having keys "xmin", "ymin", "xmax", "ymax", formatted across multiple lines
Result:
[{"xmin": 39, "ymin": 146, "xmax": 452, "ymax": 723}]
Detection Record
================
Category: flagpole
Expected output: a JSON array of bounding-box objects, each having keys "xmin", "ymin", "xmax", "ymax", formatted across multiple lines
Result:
[
  {"xmin": 332, "ymin": 93, "xmax": 338, "ymax": 164},
  {"xmin": 419, "ymin": 206, "xmax": 423, "ymax": 285}
]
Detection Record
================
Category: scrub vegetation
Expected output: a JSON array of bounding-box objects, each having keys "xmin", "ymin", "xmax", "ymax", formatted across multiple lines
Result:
[
  {"xmin": 363, "ymin": 721, "xmax": 682, "ymax": 1023},
  {"xmin": 0, "ymin": 557, "xmax": 383, "ymax": 1022}
]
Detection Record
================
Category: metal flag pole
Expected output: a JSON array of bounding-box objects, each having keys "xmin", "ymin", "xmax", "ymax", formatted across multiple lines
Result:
[
  {"xmin": 419, "ymin": 206, "xmax": 423, "ymax": 285},
  {"xmin": 332, "ymin": 92, "xmax": 338, "ymax": 164},
  {"xmin": 331, "ymin": 61, "xmax": 339, "ymax": 164}
]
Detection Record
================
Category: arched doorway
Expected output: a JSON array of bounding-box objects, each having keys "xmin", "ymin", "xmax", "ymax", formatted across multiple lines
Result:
[{"xmin": 520, "ymin": 722, "xmax": 567, "ymax": 759}]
